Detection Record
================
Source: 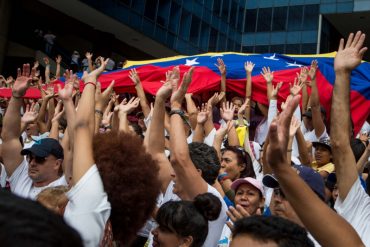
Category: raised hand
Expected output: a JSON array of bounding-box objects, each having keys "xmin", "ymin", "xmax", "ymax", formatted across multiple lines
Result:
[
  {"xmin": 95, "ymin": 80, "xmax": 115, "ymax": 109},
  {"xmin": 261, "ymin": 66, "xmax": 273, "ymax": 83},
  {"xmin": 21, "ymin": 103, "xmax": 38, "ymax": 124},
  {"xmin": 33, "ymin": 61, "xmax": 39, "ymax": 69},
  {"xmin": 215, "ymin": 58, "xmax": 226, "ymax": 75},
  {"xmin": 238, "ymin": 98, "xmax": 250, "ymax": 115},
  {"xmin": 220, "ymin": 101, "xmax": 235, "ymax": 121},
  {"xmin": 170, "ymin": 66, "xmax": 194, "ymax": 109},
  {"xmin": 56, "ymin": 55, "xmax": 62, "ymax": 64},
  {"xmin": 335, "ymin": 31, "xmax": 367, "ymax": 73},
  {"xmin": 5, "ymin": 76, "xmax": 14, "ymax": 88},
  {"xmin": 307, "ymin": 60, "xmax": 317, "ymax": 80},
  {"xmin": 101, "ymin": 111, "xmax": 113, "ymax": 127},
  {"xmin": 289, "ymin": 116, "xmax": 301, "ymax": 138},
  {"xmin": 156, "ymin": 76, "xmax": 172, "ymax": 100},
  {"xmin": 290, "ymin": 77, "xmax": 304, "ymax": 96},
  {"xmin": 82, "ymin": 57, "xmax": 108, "ymax": 84},
  {"xmin": 266, "ymin": 95, "xmax": 301, "ymax": 169},
  {"xmin": 244, "ymin": 61, "xmax": 255, "ymax": 73},
  {"xmin": 207, "ymin": 92, "xmax": 225, "ymax": 107},
  {"xmin": 297, "ymin": 66, "xmax": 309, "ymax": 84},
  {"xmin": 271, "ymin": 82, "xmax": 283, "ymax": 99},
  {"xmin": 226, "ymin": 205, "xmax": 252, "ymax": 230},
  {"xmin": 52, "ymin": 101, "xmax": 65, "ymax": 123},
  {"xmin": 85, "ymin": 52, "xmax": 93, "ymax": 60},
  {"xmin": 196, "ymin": 104, "xmax": 209, "ymax": 124},
  {"xmin": 128, "ymin": 68, "xmax": 141, "ymax": 86},
  {"xmin": 215, "ymin": 120, "xmax": 234, "ymax": 139},
  {"xmin": 117, "ymin": 97, "xmax": 140, "ymax": 115},
  {"xmin": 13, "ymin": 64, "xmax": 33, "ymax": 97},
  {"xmin": 57, "ymin": 83, "xmax": 73, "ymax": 101}
]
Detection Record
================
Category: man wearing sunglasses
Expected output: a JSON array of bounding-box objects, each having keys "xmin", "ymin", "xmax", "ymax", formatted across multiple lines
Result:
[{"xmin": 2, "ymin": 64, "xmax": 67, "ymax": 200}]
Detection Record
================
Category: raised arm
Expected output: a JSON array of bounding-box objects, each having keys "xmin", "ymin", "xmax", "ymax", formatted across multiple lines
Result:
[
  {"xmin": 49, "ymin": 101, "xmax": 64, "ymax": 140},
  {"xmin": 193, "ymin": 104, "xmax": 209, "ymax": 143},
  {"xmin": 267, "ymin": 95, "xmax": 364, "ymax": 247},
  {"xmin": 85, "ymin": 52, "xmax": 94, "ymax": 72},
  {"xmin": 72, "ymin": 58, "xmax": 108, "ymax": 185},
  {"xmin": 215, "ymin": 58, "xmax": 227, "ymax": 104},
  {"xmin": 357, "ymin": 142, "xmax": 370, "ymax": 175},
  {"xmin": 94, "ymin": 81, "xmax": 115, "ymax": 134},
  {"xmin": 169, "ymin": 66, "xmax": 208, "ymax": 200},
  {"xmin": 147, "ymin": 79, "xmax": 173, "ymax": 193},
  {"xmin": 244, "ymin": 62, "xmax": 254, "ymax": 121},
  {"xmin": 1, "ymin": 64, "xmax": 32, "ymax": 176},
  {"xmin": 184, "ymin": 93, "xmax": 198, "ymax": 130},
  {"xmin": 55, "ymin": 55, "xmax": 62, "ymax": 79},
  {"xmin": 221, "ymin": 101, "xmax": 239, "ymax": 146},
  {"xmin": 297, "ymin": 67, "xmax": 309, "ymax": 113},
  {"xmin": 44, "ymin": 57, "xmax": 51, "ymax": 84},
  {"xmin": 332, "ymin": 31, "xmax": 367, "ymax": 200},
  {"xmin": 36, "ymin": 86, "xmax": 55, "ymax": 133},
  {"xmin": 129, "ymin": 69, "xmax": 151, "ymax": 117},
  {"xmin": 308, "ymin": 60, "xmax": 326, "ymax": 138},
  {"xmin": 117, "ymin": 97, "xmax": 140, "ymax": 133}
]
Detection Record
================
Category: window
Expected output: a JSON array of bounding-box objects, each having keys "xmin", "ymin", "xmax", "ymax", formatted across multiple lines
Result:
[
  {"xmin": 190, "ymin": 16, "xmax": 201, "ymax": 45},
  {"xmin": 221, "ymin": 0, "xmax": 230, "ymax": 22},
  {"xmin": 242, "ymin": 46, "xmax": 254, "ymax": 53},
  {"xmin": 255, "ymin": 45, "xmax": 270, "ymax": 53},
  {"xmin": 288, "ymin": 5, "xmax": 303, "ymax": 31},
  {"xmin": 257, "ymin": 8, "xmax": 272, "ymax": 32},
  {"xmin": 144, "ymin": 0, "xmax": 158, "ymax": 20},
  {"xmin": 179, "ymin": 10, "xmax": 191, "ymax": 40},
  {"xmin": 301, "ymin": 43, "xmax": 317, "ymax": 54},
  {"xmin": 209, "ymin": 28, "xmax": 218, "ymax": 51},
  {"xmin": 237, "ymin": 7, "xmax": 245, "ymax": 31},
  {"xmin": 157, "ymin": 0, "xmax": 170, "ymax": 27},
  {"xmin": 230, "ymin": 1, "xmax": 238, "ymax": 28},
  {"xmin": 272, "ymin": 7, "xmax": 287, "ymax": 31},
  {"xmin": 169, "ymin": 2, "xmax": 181, "ymax": 34},
  {"xmin": 245, "ymin": 9, "xmax": 257, "ymax": 32},
  {"xmin": 214, "ymin": 0, "xmax": 222, "ymax": 16},
  {"xmin": 132, "ymin": 0, "xmax": 145, "ymax": 13},
  {"xmin": 303, "ymin": 5, "xmax": 319, "ymax": 30},
  {"xmin": 270, "ymin": 44, "xmax": 285, "ymax": 54},
  {"xmin": 199, "ymin": 23, "xmax": 210, "ymax": 50},
  {"xmin": 286, "ymin": 44, "xmax": 300, "ymax": 54}
]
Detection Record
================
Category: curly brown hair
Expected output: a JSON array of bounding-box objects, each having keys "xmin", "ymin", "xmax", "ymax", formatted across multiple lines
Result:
[{"xmin": 93, "ymin": 131, "xmax": 161, "ymax": 245}]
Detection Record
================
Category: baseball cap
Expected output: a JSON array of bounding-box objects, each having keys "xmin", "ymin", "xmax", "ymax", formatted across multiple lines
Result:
[
  {"xmin": 231, "ymin": 177, "xmax": 265, "ymax": 197},
  {"xmin": 262, "ymin": 165, "xmax": 325, "ymax": 201},
  {"xmin": 302, "ymin": 106, "xmax": 326, "ymax": 118},
  {"xmin": 21, "ymin": 138, "xmax": 64, "ymax": 159},
  {"xmin": 312, "ymin": 137, "xmax": 331, "ymax": 152}
]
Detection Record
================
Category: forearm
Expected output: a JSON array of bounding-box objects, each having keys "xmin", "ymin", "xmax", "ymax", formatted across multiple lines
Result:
[
  {"xmin": 276, "ymin": 167, "xmax": 364, "ymax": 247},
  {"xmin": 220, "ymin": 75, "xmax": 226, "ymax": 103},
  {"xmin": 135, "ymin": 84, "xmax": 150, "ymax": 117},
  {"xmin": 296, "ymin": 129, "xmax": 310, "ymax": 165},
  {"xmin": 170, "ymin": 114, "xmax": 191, "ymax": 162},
  {"xmin": 88, "ymin": 58, "xmax": 94, "ymax": 72},
  {"xmin": 46, "ymin": 99, "xmax": 55, "ymax": 130},
  {"xmin": 227, "ymin": 126, "xmax": 239, "ymax": 146},
  {"xmin": 37, "ymin": 98, "xmax": 51, "ymax": 123},
  {"xmin": 63, "ymin": 99, "xmax": 76, "ymax": 148},
  {"xmin": 245, "ymin": 71, "xmax": 252, "ymax": 99},
  {"xmin": 49, "ymin": 120, "xmax": 60, "ymax": 140},
  {"xmin": 310, "ymin": 78, "xmax": 319, "ymax": 107},
  {"xmin": 357, "ymin": 147, "xmax": 370, "ymax": 174},
  {"xmin": 149, "ymin": 97, "xmax": 166, "ymax": 154},
  {"xmin": 45, "ymin": 65, "xmax": 50, "ymax": 84},
  {"xmin": 94, "ymin": 112, "xmax": 102, "ymax": 134},
  {"xmin": 302, "ymin": 85, "xmax": 308, "ymax": 113},
  {"xmin": 56, "ymin": 64, "xmax": 61, "ymax": 79},
  {"xmin": 287, "ymin": 137, "xmax": 293, "ymax": 163},
  {"xmin": 185, "ymin": 96, "xmax": 198, "ymax": 130},
  {"xmin": 193, "ymin": 123, "xmax": 205, "ymax": 143},
  {"xmin": 118, "ymin": 113, "xmax": 129, "ymax": 133},
  {"xmin": 2, "ymin": 97, "xmax": 22, "ymax": 140}
]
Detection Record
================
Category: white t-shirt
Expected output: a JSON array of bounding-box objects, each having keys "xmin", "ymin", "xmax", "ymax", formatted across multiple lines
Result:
[
  {"xmin": 8, "ymin": 158, "xmax": 67, "ymax": 200},
  {"xmin": 0, "ymin": 163, "xmax": 7, "ymax": 188},
  {"xmin": 64, "ymin": 165, "xmax": 111, "ymax": 247},
  {"xmin": 301, "ymin": 124, "xmax": 329, "ymax": 143},
  {"xmin": 334, "ymin": 178, "xmax": 370, "ymax": 245},
  {"xmin": 147, "ymin": 181, "xmax": 227, "ymax": 247}
]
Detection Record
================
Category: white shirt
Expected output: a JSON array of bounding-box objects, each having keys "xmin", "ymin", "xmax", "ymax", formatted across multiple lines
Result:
[
  {"xmin": 147, "ymin": 181, "xmax": 227, "ymax": 247},
  {"xmin": 335, "ymin": 178, "xmax": 370, "ymax": 246},
  {"xmin": 8, "ymin": 158, "xmax": 67, "ymax": 200},
  {"xmin": 64, "ymin": 165, "xmax": 111, "ymax": 247},
  {"xmin": 301, "ymin": 124, "xmax": 329, "ymax": 143},
  {"xmin": 0, "ymin": 163, "xmax": 7, "ymax": 187}
]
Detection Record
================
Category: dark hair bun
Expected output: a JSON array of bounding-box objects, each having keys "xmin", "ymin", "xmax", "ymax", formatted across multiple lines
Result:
[{"xmin": 193, "ymin": 193, "xmax": 222, "ymax": 221}]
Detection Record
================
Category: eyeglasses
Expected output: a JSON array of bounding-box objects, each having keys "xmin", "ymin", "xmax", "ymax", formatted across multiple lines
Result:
[
  {"xmin": 273, "ymin": 188, "xmax": 285, "ymax": 199},
  {"xmin": 27, "ymin": 154, "xmax": 46, "ymax": 164}
]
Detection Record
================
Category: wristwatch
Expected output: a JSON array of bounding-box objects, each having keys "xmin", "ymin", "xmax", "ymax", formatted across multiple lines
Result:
[{"xmin": 169, "ymin": 109, "xmax": 185, "ymax": 118}]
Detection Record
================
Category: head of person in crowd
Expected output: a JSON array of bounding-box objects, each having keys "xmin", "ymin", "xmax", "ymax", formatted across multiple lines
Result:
[
  {"xmin": 0, "ymin": 189, "xmax": 82, "ymax": 247},
  {"xmin": 264, "ymin": 165, "xmax": 325, "ymax": 227},
  {"xmin": 302, "ymin": 106, "xmax": 326, "ymax": 131},
  {"xmin": 231, "ymin": 96, "xmax": 243, "ymax": 117},
  {"xmin": 351, "ymin": 138, "xmax": 368, "ymax": 162},
  {"xmin": 93, "ymin": 131, "xmax": 161, "ymax": 245},
  {"xmin": 21, "ymin": 138, "xmax": 64, "ymax": 186},
  {"xmin": 221, "ymin": 146, "xmax": 255, "ymax": 181},
  {"xmin": 152, "ymin": 192, "xmax": 222, "ymax": 247},
  {"xmin": 231, "ymin": 177, "xmax": 265, "ymax": 215},
  {"xmin": 25, "ymin": 121, "xmax": 39, "ymax": 139},
  {"xmin": 188, "ymin": 142, "xmax": 221, "ymax": 185},
  {"xmin": 128, "ymin": 121, "xmax": 144, "ymax": 138},
  {"xmin": 136, "ymin": 111, "xmax": 147, "ymax": 131},
  {"xmin": 37, "ymin": 185, "xmax": 69, "ymax": 215},
  {"xmin": 230, "ymin": 215, "xmax": 314, "ymax": 247},
  {"xmin": 325, "ymin": 173, "xmax": 339, "ymax": 207},
  {"xmin": 312, "ymin": 138, "xmax": 332, "ymax": 167}
]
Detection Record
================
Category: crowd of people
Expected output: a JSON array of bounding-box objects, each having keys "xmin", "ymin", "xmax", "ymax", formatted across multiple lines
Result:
[{"xmin": 0, "ymin": 31, "xmax": 369, "ymax": 247}]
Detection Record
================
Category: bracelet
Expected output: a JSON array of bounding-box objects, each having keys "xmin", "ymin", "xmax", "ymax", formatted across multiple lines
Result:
[
  {"xmin": 85, "ymin": 82, "xmax": 96, "ymax": 87},
  {"xmin": 287, "ymin": 149, "xmax": 292, "ymax": 152},
  {"xmin": 12, "ymin": 92, "xmax": 22, "ymax": 99},
  {"xmin": 95, "ymin": 109, "xmax": 103, "ymax": 116}
]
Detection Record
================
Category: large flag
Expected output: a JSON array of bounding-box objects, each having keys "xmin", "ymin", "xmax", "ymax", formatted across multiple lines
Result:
[{"xmin": 0, "ymin": 52, "xmax": 369, "ymax": 134}]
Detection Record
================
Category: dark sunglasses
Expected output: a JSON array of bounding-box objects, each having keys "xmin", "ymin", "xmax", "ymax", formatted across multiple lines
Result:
[
  {"xmin": 273, "ymin": 187, "xmax": 285, "ymax": 198},
  {"xmin": 27, "ymin": 154, "xmax": 46, "ymax": 164}
]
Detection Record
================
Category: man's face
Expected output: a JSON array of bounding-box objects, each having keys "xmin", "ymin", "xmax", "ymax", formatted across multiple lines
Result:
[
  {"xmin": 27, "ymin": 154, "xmax": 60, "ymax": 184},
  {"xmin": 270, "ymin": 188, "xmax": 303, "ymax": 226},
  {"xmin": 303, "ymin": 116, "xmax": 313, "ymax": 131}
]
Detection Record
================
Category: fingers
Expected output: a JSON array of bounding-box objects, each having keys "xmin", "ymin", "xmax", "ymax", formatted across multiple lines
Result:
[
  {"xmin": 345, "ymin": 33, "xmax": 354, "ymax": 49},
  {"xmin": 338, "ymin": 38, "xmax": 344, "ymax": 51}
]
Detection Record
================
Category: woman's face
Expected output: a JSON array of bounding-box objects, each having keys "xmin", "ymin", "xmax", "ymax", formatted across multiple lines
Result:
[
  {"xmin": 314, "ymin": 145, "xmax": 332, "ymax": 166},
  {"xmin": 152, "ymin": 226, "xmax": 190, "ymax": 247},
  {"xmin": 234, "ymin": 183, "xmax": 264, "ymax": 215},
  {"xmin": 332, "ymin": 184, "xmax": 339, "ymax": 202},
  {"xmin": 221, "ymin": 150, "xmax": 245, "ymax": 181}
]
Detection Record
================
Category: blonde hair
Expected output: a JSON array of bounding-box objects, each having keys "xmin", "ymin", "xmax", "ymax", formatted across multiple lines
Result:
[{"xmin": 37, "ymin": 186, "xmax": 69, "ymax": 213}]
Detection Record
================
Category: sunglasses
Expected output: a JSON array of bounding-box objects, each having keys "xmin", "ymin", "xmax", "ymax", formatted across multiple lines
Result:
[
  {"xmin": 27, "ymin": 154, "xmax": 47, "ymax": 164},
  {"xmin": 273, "ymin": 187, "xmax": 285, "ymax": 199}
]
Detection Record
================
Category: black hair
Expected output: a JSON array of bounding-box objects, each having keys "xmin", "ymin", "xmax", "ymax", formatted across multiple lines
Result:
[
  {"xmin": 232, "ymin": 215, "xmax": 314, "ymax": 247},
  {"xmin": 156, "ymin": 193, "xmax": 222, "ymax": 247},
  {"xmin": 189, "ymin": 142, "xmax": 221, "ymax": 185},
  {"xmin": 129, "ymin": 122, "xmax": 144, "ymax": 139},
  {"xmin": 350, "ymin": 138, "xmax": 367, "ymax": 162},
  {"xmin": 222, "ymin": 145, "xmax": 256, "ymax": 178},
  {"xmin": 0, "ymin": 190, "xmax": 82, "ymax": 247}
]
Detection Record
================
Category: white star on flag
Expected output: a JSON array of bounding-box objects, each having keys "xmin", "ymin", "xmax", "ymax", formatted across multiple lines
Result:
[{"xmin": 185, "ymin": 57, "xmax": 199, "ymax": 66}]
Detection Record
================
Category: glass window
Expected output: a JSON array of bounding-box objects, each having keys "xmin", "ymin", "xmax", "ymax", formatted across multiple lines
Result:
[
  {"xmin": 270, "ymin": 45, "xmax": 285, "ymax": 54},
  {"xmin": 209, "ymin": 28, "xmax": 218, "ymax": 51},
  {"xmin": 221, "ymin": 0, "xmax": 230, "ymax": 22},
  {"xmin": 190, "ymin": 16, "xmax": 201, "ymax": 45},
  {"xmin": 169, "ymin": 2, "xmax": 181, "ymax": 34},
  {"xmin": 199, "ymin": 23, "xmax": 210, "ymax": 50},
  {"xmin": 255, "ymin": 45, "xmax": 270, "ymax": 53},
  {"xmin": 142, "ymin": 18, "xmax": 155, "ymax": 37},
  {"xmin": 157, "ymin": 0, "xmax": 170, "ymax": 27},
  {"xmin": 301, "ymin": 43, "xmax": 317, "ymax": 54},
  {"xmin": 230, "ymin": 1, "xmax": 238, "ymax": 28},
  {"xmin": 257, "ymin": 8, "xmax": 272, "ymax": 32},
  {"xmin": 155, "ymin": 25, "xmax": 167, "ymax": 43},
  {"xmin": 286, "ymin": 44, "xmax": 300, "ymax": 54},
  {"xmin": 303, "ymin": 5, "xmax": 319, "ymax": 30},
  {"xmin": 242, "ymin": 46, "xmax": 254, "ymax": 53},
  {"xmin": 166, "ymin": 32, "xmax": 176, "ymax": 48},
  {"xmin": 179, "ymin": 10, "xmax": 191, "ymax": 41},
  {"xmin": 132, "ymin": 0, "xmax": 145, "ymax": 13},
  {"xmin": 205, "ymin": 0, "xmax": 213, "ymax": 10},
  {"xmin": 270, "ymin": 32, "xmax": 286, "ymax": 44},
  {"xmin": 144, "ymin": 0, "xmax": 157, "ymax": 20},
  {"xmin": 214, "ymin": 0, "xmax": 222, "ymax": 16},
  {"xmin": 237, "ymin": 7, "xmax": 245, "ymax": 31},
  {"xmin": 245, "ymin": 9, "xmax": 257, "ymax": 32},
  {"xmin": 218, "ymin": 33, "xmax": 227, "ymax": 51},
  {"xmin": 288, "ymin": 5, "xmax": 303, "ymax": 31},
  {"xmin": 272, "ymin": 7, "xmax": 287, "ymax": 31}
]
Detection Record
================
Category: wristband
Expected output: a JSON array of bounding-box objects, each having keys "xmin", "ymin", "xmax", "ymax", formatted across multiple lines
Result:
[
  {"xmin": 169, "ymin": 109, "xmax": 185, "ymax": 118},
  {"xmin": 85, "ymin": 82, "xmax": 96, "ymax": 87},
  {"xmin": 12, "ymin": 92, "xmax": 23, "ymax": 99},
  {"xmin": 95, "ymin": 109, "xmax": 103, "ymax": 116}
]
